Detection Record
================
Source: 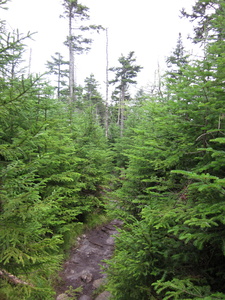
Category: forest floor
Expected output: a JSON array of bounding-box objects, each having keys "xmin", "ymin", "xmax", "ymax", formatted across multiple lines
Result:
[{"xmin": 55, "ymin": 219, "xmax": 123, "ymax": 300}]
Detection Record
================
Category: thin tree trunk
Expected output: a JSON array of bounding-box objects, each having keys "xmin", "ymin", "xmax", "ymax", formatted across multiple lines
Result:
[
  {"xmin": 105, "ymin": 28, "xmax": 109, "ymax": 138},
  {"xmin": 28, "ymin": 48, "xmax": 32, "ymax": 76},
  {"xmin": 120, "ymin": 85, "xmax": 125, "ymax": 137},
  {"xmin": 69, "ymin": 7, "xmax": 75, "ymax": 103},
  {"xmin": 117, "ymin": 92, "xmax": 121, "ymax": 125},
  {"xmin": 57, "ymin": 52, "xmax": 61, "ymax": 98}
]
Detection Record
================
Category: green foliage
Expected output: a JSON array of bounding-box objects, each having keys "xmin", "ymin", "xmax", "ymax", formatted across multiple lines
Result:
[
  {"xmin": 82, "ymin": 74, "xmax": 106, "ymax": 126},
  {"xmin": 105, "ymin": 1, "xmax": 225, "ymax": 298},
  {"xmin": 106, "ymin": 199, "xmax": 225, "ymax": 299},
  {"xmin": 109, "ymin": 51, "xmax": 142, "ymax": 136},
  {"xmin": 3, "ymin": 0, "xmax": 225, "ymax": 299},
  {"xmin": 46, "ymin": 52, "xmax": 69, "ymax": 99},
  {"xmin": 65, "ymin": 285, "xmax": 83, "ymax": 299},
  {"xmin": 62, "ymin": 0, "xmax": 104, "ymax": 55},
  {"xmin": 0, "ymin": 9, "xmax": 111, "ymax": 299},
  {"xmin": 153, "ymin": 278, "xmax": 225, "ymax": 300},
  {"xmin": 105, "ymin": 219, "xmax": 157, "ymax": 300}
]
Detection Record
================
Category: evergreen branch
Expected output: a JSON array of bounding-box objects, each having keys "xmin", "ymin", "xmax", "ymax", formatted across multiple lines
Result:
[
  {"xmin": 0, "ymin": 75, "xmax": 42, "ymax": 106},
  {"xmin": 0, "ymin": 269, "xmax": 34, "ymax": 287},
  {"xmin": 0, "ymin": 0, "xmax": 9, "ymax": 10},
  {"xmin": 0, "ymin": 31, "xmax": 35, "ymax": 54}
]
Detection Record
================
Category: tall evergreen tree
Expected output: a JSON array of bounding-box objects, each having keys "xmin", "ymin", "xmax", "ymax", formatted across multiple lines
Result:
[
  {"xmin": 109, "ymin": 51, "xmax": 142, "ymax": 136},
  {"xmin": 46, "ymin": 52, "xmax": 69, "ymax": 99},
  {"xmin": 61, "ymin": 0, "xmax": 104, "ymax": 102},
  {"xmin": 166, "ymin": 33, "xmax": 189, "ymax": 79},
  {"xmin": 83, "ymin": 74, "xmax": 105, "ymax": 125},
  {"xmin": 181, "ymin": 0, "xmax": 224, "ymax": 44}
]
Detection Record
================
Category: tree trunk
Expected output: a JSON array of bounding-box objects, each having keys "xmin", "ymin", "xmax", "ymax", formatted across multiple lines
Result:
[
  {"xmin": 68, "ymin": 7, "xmax": 76, "ymax": 103},
  {"xmin": 120, "ymin": 85, "xmax": 125, "ymax": 137},
  {"xmin": 105, "ymin": 28, "xmax": 109, "ymax": 138},
  {"xmin": 57, "ymin": 53, "xmax": 61, "ymax": 98}
]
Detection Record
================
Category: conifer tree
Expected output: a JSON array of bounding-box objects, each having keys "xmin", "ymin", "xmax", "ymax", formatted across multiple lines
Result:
[
  {"xmin": 181, "ymin": 0, "xmax": 224, "ymax": 44},
  {"xmin": 0, "ymin": 30, "xmax": 62, "ymax": 296},
  {"xmin": 83, "ymin": 74, "xmax": 105, "ymax": 125},
  {"xmin": 0, "ymin": 4, "xmax": 110, "ymax": 298},
  {"xmin": 105, "ymin": 2, "xmax": 225, "ymax": 299},
  {"xmin": 61, "ymin": 0, "xmax": 104, "ymax": 102},
  {"xmin": 166, "ymin": 33, "xmax": 189, "ymax": 80},
  {"xmin": 109, "ymin": 51, "xmax": 142, "ymax": 136},
  {"xmin": 46, "ymin": 52, "xmax": 69, "ymax": 99}
]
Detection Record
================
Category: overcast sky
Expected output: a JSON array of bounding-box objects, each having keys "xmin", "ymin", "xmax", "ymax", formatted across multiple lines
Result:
[{"xmin": 2, "ymin": 0, "xmax": 196, "ymax": 95}]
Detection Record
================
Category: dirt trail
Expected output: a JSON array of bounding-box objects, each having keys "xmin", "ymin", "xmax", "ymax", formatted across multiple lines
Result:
[{"xmin": 56, "ymin": 219, "xmax": 123, "ymax": 300}]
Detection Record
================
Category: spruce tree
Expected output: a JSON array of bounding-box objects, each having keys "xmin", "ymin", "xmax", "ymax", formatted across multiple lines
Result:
[
  {"xmin": 105, "ymin": 1, "xmax": 225, "ymax": 298},
  {"xmin": 109, "ymin": 51, "xmax": 142, "ymax": 136},
  {"xmin": 83, "ymin": 74, "xmax": 105, "ymax": 126},
  {"xmin": 0, "ymin": 5, "xmax": 110, "ymax": 298},
  {"xmin": 61, "ymin": 0, "xmax": 104, "ymax": 102},
  {"xmin": 46, "ymin": 52, "xmax": 69, "ymax": 99}
]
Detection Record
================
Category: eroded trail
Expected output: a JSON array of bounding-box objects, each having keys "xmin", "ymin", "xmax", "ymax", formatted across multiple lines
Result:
[{"xmin": 56, "ymin": 219, "xmax": 123, "ymax": 300}]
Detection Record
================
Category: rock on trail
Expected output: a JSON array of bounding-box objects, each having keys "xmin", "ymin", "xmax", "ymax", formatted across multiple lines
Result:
[{"xmin": 56, "ymin": 219, "xmax": 123, "ymax": 300}]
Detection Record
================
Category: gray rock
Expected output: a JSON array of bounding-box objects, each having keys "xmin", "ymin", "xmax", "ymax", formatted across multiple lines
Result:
[
  {"xmin": 81, "ymin": 270, "xmax": 93, "ymax": 283},
  {"xmin": 79, "ymin": 295, "xmax": 91, "ymax": 300},
  {"xmin": 93, "ymin": 278, "xmax": 106, "ymax": 289},
  {"xmin": 56, "ymin": 294, "xmax": 69, "ymax": 300},
  {"xmin": 106, "ymin": 236, "xmax": 114, "ymax": 245},
  {"xmin": 95, "ymin": 291, "xmax": 111, "ymax": 300}
]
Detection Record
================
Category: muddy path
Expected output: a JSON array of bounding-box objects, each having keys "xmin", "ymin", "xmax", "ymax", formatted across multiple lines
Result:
[{"xmin": 55, "ymin": 219, "xmax": 123, "ymax": 300}]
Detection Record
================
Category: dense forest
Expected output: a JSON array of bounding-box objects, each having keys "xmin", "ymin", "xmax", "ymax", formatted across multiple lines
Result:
[{"xmin": 1, "ymin": 0, "xmax": 225, "ymax": 299}]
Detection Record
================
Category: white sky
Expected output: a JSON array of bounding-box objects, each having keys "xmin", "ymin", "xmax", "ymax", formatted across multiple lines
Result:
[{"xmin": 2, "ymin": 0, "xmax": 196, "ymax": 96}]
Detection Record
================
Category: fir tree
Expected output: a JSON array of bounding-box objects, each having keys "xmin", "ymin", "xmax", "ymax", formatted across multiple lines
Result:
[
  {"xmin": 109, "ymin": 51, "xmax": 142, "ymax": 136},
  {"xmin": 61, "ymin": 0, "xmax": 104, "ymax": 102},
  {"xmin": 83, "ymin": 74, "xmax": 105, "ymax": 126},
  {"xmin": 105, "ymin": 1, "xmax": 225, "ymax": 298},
  {"xmin": 46, "ymin": 52, "xmax": 69, "ymax": 99}
]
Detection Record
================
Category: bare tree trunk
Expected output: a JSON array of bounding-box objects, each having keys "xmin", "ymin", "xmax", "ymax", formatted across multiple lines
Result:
[
  {"xmin": 157, "ymin": 62, "xmax": 163, "ymax": 98},
  {"xmin": 117, "ymin": 92, "xmax": 121, "ymax": 125},
  {"xmin": 105, "ymin": 28, "xmax": 109, "ymax": 138},
  {"xmin": 68, "ymin": 7, "xmax": 76, "ymax": 103},
  {"xmin": 57, "ymin": 52, "xmax": 61, "ymax": 98},
  {"xmin": 120, "ymin": 85, "xmax": 125, "ymax": 137},
  {"xmin": 28, "ymin": 48, "xmax": 32, "ymax": 76}
]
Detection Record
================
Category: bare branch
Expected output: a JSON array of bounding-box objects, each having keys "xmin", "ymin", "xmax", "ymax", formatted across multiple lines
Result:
[{"xmin": 0, "ymin": 269, "xmax": 34, "ymax": 287}]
